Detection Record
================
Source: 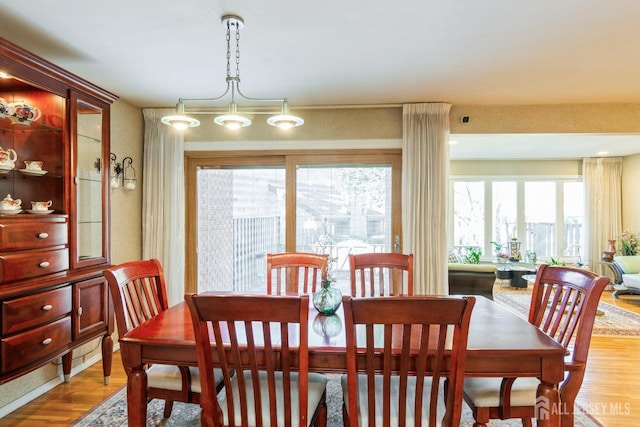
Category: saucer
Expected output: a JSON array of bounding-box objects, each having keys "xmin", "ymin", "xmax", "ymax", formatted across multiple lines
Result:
[
  {"xmin": 0, "ymin": 209, "xmax": 22, "ymax": 215},
  {"xmin": 26, "ymin": 209, "xmax": 54, "ymax": 215},
  {"xmin": 0, "ymin": 165, "xmax": 14, "ymax": 173},
  {"xmin": 19, "ymin": 169, "xmax": 47, "ymax": 176}
]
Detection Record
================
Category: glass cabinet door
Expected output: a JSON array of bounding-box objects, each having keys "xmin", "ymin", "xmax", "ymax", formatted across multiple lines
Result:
[{"xmin": 70, "ymin": 91, "xmax": 110, "ymax": 269}]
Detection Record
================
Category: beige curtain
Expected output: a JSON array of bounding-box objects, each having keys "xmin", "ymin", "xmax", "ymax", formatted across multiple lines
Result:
[
  {"xmin": 402, "ymin": 103, "xmax": 451, "ymax": 295},
  {"xmin": 142, "ymin": 108, "xmax": 185, "ymax": 306},
  {"xmin": 583, "ymin": 157, "xmax": 622, "ymax": 276}
]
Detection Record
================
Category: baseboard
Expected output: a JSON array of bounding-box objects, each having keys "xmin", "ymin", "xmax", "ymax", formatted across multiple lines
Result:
[{"xmin": 0, "ymin": 346, "xmax": 117, "ymax": 419}]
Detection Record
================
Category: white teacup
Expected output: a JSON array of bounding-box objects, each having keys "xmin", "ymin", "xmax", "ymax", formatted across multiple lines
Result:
[
  {"xmin": 24, "ymin": 160, "xmax": 43, "ymax": 171},
  {"xmin": 31, "ymin": 200, "xmax": 52, "ymax": 211}
]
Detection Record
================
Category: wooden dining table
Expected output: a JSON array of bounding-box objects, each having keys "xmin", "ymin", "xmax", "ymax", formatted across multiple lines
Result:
[{"xmin": 119, "ymin": 295, "xmax": 566, "ymax": 427}]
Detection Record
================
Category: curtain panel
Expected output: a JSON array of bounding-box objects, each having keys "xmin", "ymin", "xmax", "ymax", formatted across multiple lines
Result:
[
  {"xmin": 402, "ymin": 103, "xmax": 451, "ymax": 295},
  {"xmin": 583, "ymin": 157, "xmax": 622, "ymax": 276},
  {"xmin": 141, "ymin": 108, "xmax": 186, "ymax": 306}
]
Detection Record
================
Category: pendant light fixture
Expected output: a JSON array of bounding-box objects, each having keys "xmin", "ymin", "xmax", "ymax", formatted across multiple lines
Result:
[{"xmin": 161, "ymin": 14, "xmax": 304, "ymax": 131}]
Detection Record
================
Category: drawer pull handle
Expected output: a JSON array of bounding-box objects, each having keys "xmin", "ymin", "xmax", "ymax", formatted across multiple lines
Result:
[
  {"xmin": 42, "ymin": 304, "xmax": 53, "ymax": 311},
  {"xmin": 77, "ymin": 307, "xmax": 83, "ymax": 316},
  {"xmin": 38, "ymin": 232, "xmax": 49, "ymax": 239},
  {"xmin": 42, "ymin": 338, "xmax": 52, "ymax": 346},
  {"xmin": 39, "ymin": 261, "xmax": 50, "ymax": 268}
]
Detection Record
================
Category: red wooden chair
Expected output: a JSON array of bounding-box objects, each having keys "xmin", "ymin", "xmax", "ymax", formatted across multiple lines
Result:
[
  {"xmin": 105, "ymin": 259, "xmax": 213, "ymax": 417},
  {"xmin": 341, "ymin": 294, "xmax": 476, "ymax": 427},
  {"xmin": 349, "ymin": 252, "xmax": 414, "ymax": 297},
  {"xmin": 185, "ymin": 293, "xmax": 328, "ymax": 427},
  {"xmin": 463, "ymin": 264, "xmax": 610, "ymax": 427},
  {"xmin": 266, "ymin": 252, "xmax": 328, "ymax": 294}
]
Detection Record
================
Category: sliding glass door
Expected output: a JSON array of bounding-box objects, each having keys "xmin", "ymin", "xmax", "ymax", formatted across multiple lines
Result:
[{"xmin": 185, "ymin": 151, "xmax": 401, "ymax": 293}]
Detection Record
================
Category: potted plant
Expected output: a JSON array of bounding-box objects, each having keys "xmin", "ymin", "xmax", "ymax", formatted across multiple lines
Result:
[
  {"xmin": 490, "ymin": 241, "xmax": 506, "ymax": 263},
  {"xmin": 465, "ymin": 247, "xmax": 482, "ymax": 264},
  {"xmin": 617, "ymin": 230, "xmax": 640, "ymax": 256}
]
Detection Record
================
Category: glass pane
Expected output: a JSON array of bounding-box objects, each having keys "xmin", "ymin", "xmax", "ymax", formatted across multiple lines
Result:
[
  {"xmin": 563, "ymin": 181, "xmax": 584, "ymax": 263},
  {"xmin": 296, "ymin": 165, "xmax": 392, "ymax": 293},
  {"xmin": 492, "ymin": 182, "xmax": 517, "ymax": 255},
  {"xmin": 196, "ymin": 167, "xmax": 285, "ymax": 293},
  {"xmin": 525, "ymin": 181, "xmax": 556, "ymax": 258},
  {"xmin": 452, "ymin": 181, "xmax": 484, "ymax": 250},
  {"xmin": 76, "ymin": 102, "xmax": 103, "ymax": 260}
]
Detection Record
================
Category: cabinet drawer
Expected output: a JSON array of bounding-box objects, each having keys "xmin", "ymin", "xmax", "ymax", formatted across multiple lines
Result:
[
  {"xmin": 0, "ymin": 221, "xmax": 68, "ymax": 251},
  {"xmin": 0, "ymin": 248, "xmax": 69, "ymax": 284},
  {"xmin": 1, "ymin": 316, "xmax": 71, "ymax": 374},
  {"xmin": 2, "ymin": 286, "xmax": 72, "ymax": 335}
]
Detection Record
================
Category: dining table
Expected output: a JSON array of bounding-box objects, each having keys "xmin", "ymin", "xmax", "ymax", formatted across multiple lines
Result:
[{"xmin": 118, "ymin": 295, "xmax": 566, "ymax": 427}]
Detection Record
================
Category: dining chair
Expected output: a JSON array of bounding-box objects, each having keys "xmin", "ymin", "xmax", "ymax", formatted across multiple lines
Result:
[
  {"xmin": 463, "ymin": 264, "xmax": 610, "ymax": 427},
  {"xmin": 185, "ymin": 292, "xmax": 328, "ymax": 427},
  {"xmin": 349, "ymin": 252, "xmax": 414, "ymax": 297},
  {"xmin": 266, "ymin": 252, "xmax": 329, "ymax": 295},
  {"xmin": 341, "ymin": 294, "xmax": 476, "ymax": 427},
  {"xmin": 105, "ymin": 259, "xmax": 213, "ymax": 418}
]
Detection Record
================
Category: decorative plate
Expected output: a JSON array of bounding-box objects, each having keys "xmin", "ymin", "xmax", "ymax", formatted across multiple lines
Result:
[
  {"xmin": 26, "ymin": 209, "xmax": 54, "ymax": 215},
  {"xmin": 19, "ymin": 169, "xmax": 48, "ymax": 176}
]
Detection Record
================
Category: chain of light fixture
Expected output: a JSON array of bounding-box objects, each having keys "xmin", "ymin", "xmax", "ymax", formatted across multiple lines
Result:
[{"xmin": 161, "ymin": 14, "xmax": 304, "ymax": 131}]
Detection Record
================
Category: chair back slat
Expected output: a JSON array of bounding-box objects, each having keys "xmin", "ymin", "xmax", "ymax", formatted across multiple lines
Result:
[
  {"xmin": 104, "ymin": 259, "xmax": 169, "ymax": 337},
  {"xmin": 267, "ymin": 252, "xmax": 328, "ymax": 294},
  {"xmin": 349, "ymin": 253, "xmax": 414, "ymax": 297},
  {"xmin": 186, "ymin": 293, "xmax": 312, "ymax": 427},
  {"xmin": 529, "ymin": 265, "xmax": 609, "ymax": 354},
  {"xmin": 342, "ymin": 295, "xmax": 475, "ymax": 427}
]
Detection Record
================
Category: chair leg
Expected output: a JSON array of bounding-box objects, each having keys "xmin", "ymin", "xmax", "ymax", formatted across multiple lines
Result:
[
  {"xmin": 163, "ymin": 400, "xmax": 174, "ymax": 418},
  {"xmin": 342, "ymin": 403, "xmax": 351, "ymax": 427},
  {"xmin": 313, "ymin": 392, "xmax": 327, "ymax": 427},
  {"xmin": 521, "ymin": 418, "xmax": 533, "ymax": 427},
  {"xmin": 472, "ymin": 406, "xmax": 490, "ymax": 427}
]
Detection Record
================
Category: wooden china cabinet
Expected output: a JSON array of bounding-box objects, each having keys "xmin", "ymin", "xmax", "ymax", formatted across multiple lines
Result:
[{"xmin": 0, "ymin": 38, "xmax": 116, "ymax": 385}]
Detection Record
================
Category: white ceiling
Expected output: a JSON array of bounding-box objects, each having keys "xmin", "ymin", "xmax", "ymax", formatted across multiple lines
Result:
[{"xmin": 1, "ymin": 0, "xmax": 640, "ymax": 159}]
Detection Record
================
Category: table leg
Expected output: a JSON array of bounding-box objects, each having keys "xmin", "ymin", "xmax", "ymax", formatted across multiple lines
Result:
[
  {"xmin": 536, "ymin": 381, "xmax": 561, "ymax": 427},
  {"xmin": 127, "ymin": 366, "xmax": 148, "ymax": 427}
]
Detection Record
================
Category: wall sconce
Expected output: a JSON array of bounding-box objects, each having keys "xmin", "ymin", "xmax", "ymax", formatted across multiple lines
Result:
[{"xmin": 110, "ymin": 153, "xmax": 136, "ymax": 191}]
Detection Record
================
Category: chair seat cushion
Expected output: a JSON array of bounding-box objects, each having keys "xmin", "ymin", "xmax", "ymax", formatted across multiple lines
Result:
[
  {"xmin": 221, "ymin": 370, "xmax": 327, "ymax": 427},
  {"xmin": 147, "ymin": 364, "xmax": 223, "ymax": 393},
  {"xmin": 341, "ymin": 374, "xmax": 446, "ymax": 426},
  {"xmin": 464, "ymin": 377, "xmax": 539, "ymax": 407},
  {"xmin": 622, "ymin": 273, "xmax": 640, "ymax": 288},
  {"xmin": 614, "ymin": 256, "xmax": 640, "ymax": 274},
  {"xmin": 147, "ymin": 364, "xmax": 198, "ymax": 391}
]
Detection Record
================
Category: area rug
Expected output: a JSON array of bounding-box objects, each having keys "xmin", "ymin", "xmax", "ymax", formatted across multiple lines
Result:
[
  {"xmin": 72, "ymin": 375, "xmax": 603, "ymax": 427},
  {"xmin": 494, "ymin": 289, "xmax": 640, "ymax": 336}
]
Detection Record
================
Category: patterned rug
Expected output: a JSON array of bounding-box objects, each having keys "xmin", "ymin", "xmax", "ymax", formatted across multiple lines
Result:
[
  {"xmin": 494, "ymin": 289, "xmax": 640, "ymax": 336},
  {"xmin": 72, "ymin": 375, "xmax": 602, "ymax": 426}
]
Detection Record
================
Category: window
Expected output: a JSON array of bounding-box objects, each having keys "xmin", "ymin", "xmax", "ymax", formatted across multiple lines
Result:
[
  {"xmin": 185, "ymin": 151, "xmax": 402, "ymax": 294},
  {"xmin": 449, "ymin": 178, "xmax": 584, "ymax": 262}
]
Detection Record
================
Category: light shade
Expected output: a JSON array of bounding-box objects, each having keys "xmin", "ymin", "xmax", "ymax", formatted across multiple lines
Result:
[
  {"xmin": 161, "ymin": 115, "xmax": 200, "ymax": 130},
  {"xmin": 267, "ymin": 114, "xmax": 304, "ymax": 129},
  {"xmin": 213, "ymin": 114, "xmax": 252, "ymax": 129}
]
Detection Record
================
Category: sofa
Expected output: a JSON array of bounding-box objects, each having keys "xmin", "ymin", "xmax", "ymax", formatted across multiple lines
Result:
[
  {"xmin": 608, "ymin": 256, "xmax": 640, "ymax": 298},
  {"xmin": 448, "ymin": 262, "xmax": 497, "ymax": 300}
]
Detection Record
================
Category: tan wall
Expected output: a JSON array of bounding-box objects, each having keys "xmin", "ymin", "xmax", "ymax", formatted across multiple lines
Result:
[
  {"xmin": 450, "ymin": 159, "xmax": 582, "ymax": 176},
  {"xmin": 185, "ymin": 103, "xmax": 640, "ymax": 145},
  {"xmin": 110, "ymin": 99, "xmax": 144, "ymax": 264},
  {"xmin": 622, "ymin": 153, "xmax": 640, "ymax": 231}
]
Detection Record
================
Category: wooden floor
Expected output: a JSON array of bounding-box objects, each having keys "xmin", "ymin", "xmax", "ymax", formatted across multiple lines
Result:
[{"xmin": 0, "ymin": 287, "xmax": 638, "ymax": 426}]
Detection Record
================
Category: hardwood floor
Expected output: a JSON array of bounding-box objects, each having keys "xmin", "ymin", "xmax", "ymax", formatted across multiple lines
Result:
[{"xmin": 0, "ymin": 288, "xmax": 638, "ymax": 426}]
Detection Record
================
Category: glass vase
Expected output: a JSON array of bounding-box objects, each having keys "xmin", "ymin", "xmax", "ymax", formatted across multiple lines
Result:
[{"xmin": 312, "ymin": 280, "xmax": 342, "ymax": 315}]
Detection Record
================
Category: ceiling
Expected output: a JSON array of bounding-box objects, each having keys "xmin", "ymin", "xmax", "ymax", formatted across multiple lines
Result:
[{"xmin": 1, "ymin": 0, "xmax": 640, "ymax": 159}]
